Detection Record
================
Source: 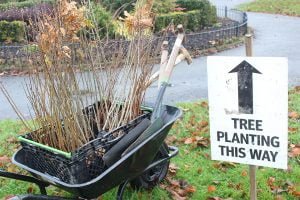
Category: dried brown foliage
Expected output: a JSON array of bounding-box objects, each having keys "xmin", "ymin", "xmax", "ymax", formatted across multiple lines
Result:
[{"xmin": 1, "ymin": 0, "xmax": 164, "ymax": 152}]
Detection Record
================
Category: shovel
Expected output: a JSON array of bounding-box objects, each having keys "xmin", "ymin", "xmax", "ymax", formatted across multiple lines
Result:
[{"xmin": 121, "ymin": 25, "xmax": 186, "ymax": 156}]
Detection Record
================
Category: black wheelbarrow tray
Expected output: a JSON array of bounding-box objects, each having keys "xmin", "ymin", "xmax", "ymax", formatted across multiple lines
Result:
[{"xmin": 0, "ymin": 105, "xmax": 181, "ymax": 200}]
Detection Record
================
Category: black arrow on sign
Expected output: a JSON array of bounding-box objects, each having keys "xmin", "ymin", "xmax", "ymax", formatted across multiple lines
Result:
[{"xmin": 229, "ymin": 60, "xmax": 262, "ymax": 114}]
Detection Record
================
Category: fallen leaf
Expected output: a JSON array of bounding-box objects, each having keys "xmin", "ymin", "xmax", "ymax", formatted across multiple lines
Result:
[
  {"xmin": 207, "ymin": 197, "xmax": 222, "ymax": 200},
  {"xmin": 267, "ymin": 177, "xmax": 276, "ymax": 188},
  {"xmin": 288, "ymin": 111, "xmax": 299, "ymax": 119},
  {"xmin": 292, "ymin": 190, "xmax": 300, "ymax": 197},
  {"xmin": 0, "ymin": 155, "xmax": 10, "ymax": 163},
  {"xmin": 166, "ymin": 177, "xmax": 180, "ymax": 188},
  {"xmin": 203, "ymin": 153, "xmax": 210, "ymax": 159},
  {"xmin": 27, "ymin": 186, "xmax": 34, "ymax": 193},
  {"xmin": 200, "ymin": 101, "xmax": 208, "ymax": 108},
  {"xmin": 185, "ymin": 185, "xmax": 196, "ymax": 193},
  {"xmin": 196, "ymin": 137, "xmax": 210, "ymax": 147},
  {"xmin": 169, "ymin": 163, "xmax": 179, "ymax": 175},
  {"xmin": 163, "ymin": 177, "xmax": 196, "ymax": 200},
  {"xmin": 7, "ymin": 164, "xmax": 17, "ymax": 173},
  {"xmin": 166, "ymin": 135, "xmax": 178, "ymax": 145},
  {"xmin": 7, "ymin": 137, "xmax": 18, "ymax": 144},
  {"xmin": 288, "ymin": 127, "xmax": 298, "ymax": 133},
  {"xmin": 288, "ymin": 144, "xmax": 300, "ymax": 158},
  {"xmin": 208, "ymin": 185, "xmax": 216, "ymax": 193},
  {"xmin": 213, "ymin": 162, "xmax": 236, "ymax": 172},
  {"xmin": 184, "ymin": 137, "xmax": 194, "ymax": 144},
  {"xmin": 294, "ymin": 86, "xmax": 300, "ymax": 92},
  {"xmin": 200, "ymin": 120, "xmax": 209, "ymax": 128},
  {"xmin": 241, "ymin": 170, "xmax": 248, "ymax": 176}
]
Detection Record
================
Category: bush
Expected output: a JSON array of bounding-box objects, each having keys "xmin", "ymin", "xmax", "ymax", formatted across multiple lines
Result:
[
  {"xmin": 0, "ymin": 20, "xmax": 25, "ymax": 42},
  {"xmin": 154, "ymin": 8, "xmax": 216, "ymax": 32},
  {"xmin": 0, "ymin": 3, "xmax": 53, "ymax": 23},
  {"xmin": 175, "ymin": 0, "xmax": 217, "ymax": 27},
  {"xmin": 152, "ymin": 0, "xmax": 176, "ymax": 14},
  {"xmin": 0, "ymin": 0, "xmax": 54, "ymax": 10},
  {"xmin": 176, "ymin": 0, "xmax": 211, "ymax": 11},
  {"xmin": 82, "ymin": 4, "xmax": 117, "ymax": 39},
  {"xmin": 101, "ymin": 0, "xmax": 134, "ymax": 12}
]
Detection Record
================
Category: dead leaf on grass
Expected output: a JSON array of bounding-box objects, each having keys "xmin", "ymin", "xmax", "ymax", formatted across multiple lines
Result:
[
  {"xmin": 166, "ymin": 135, "xmax": 178, "ymax": 145},
  {"xmin": 7, "ymin": 136, "xmax": 18, "ymax": 144},
  {"xmin": 199, "ymin": 120, "xmax": 209, "ymax": 128},
  {"xmin": 207, "ymin": 185, "xmax": 216, "ymax": 193},
  {"xmin": 27, "ymin": 186, "xmax": 35, "ymax": 193},
  {"xmin": 169, "ymin": 163, "xmax": 180, "ymax": 175},
  {"xmin": 213, "ymin": 162, "xmax": 236, "ymax": 172},
  {"xmin": 184, "ymin": 137, "xmax": 194, "ymax": 144},
  {"xmin": 288, "ymin": 127, "xmax": 298, "ymax": 133},
  {"xmin": 0, "ymin": 155, "xmax": 10, "ymax": 163},
  {"xmin": 288, "ymin": 144, "xmax": 300, "ymax": 158},
  {"xmin": 162, "ymin": 177, "xmax": 196, "ymax": 200},
  {"xmin": 292, "ymin": 190, "xmax": 300, "ymax": 197},
  {"xmin": 0, "ymin": 155, "xmax": 11, "ymax": 168},
  {"xmin": 200, "ymin": 101, "xmax": 208, "ymax": 108},
  {"xmin": 241, "ymin": 170, "xmax": 248, "ymax": 176},
  {"xmin": 267, "ymin": 177, "xmax": 276, "ymax": 188},
  {"xmin": 288, "ymin": 111, "xmax": 299, "ymax": 119}
]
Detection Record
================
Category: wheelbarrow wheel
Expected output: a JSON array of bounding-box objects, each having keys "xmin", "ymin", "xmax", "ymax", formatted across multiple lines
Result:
[{"xmin": 130, "ymin": 142, "xmax": 169, "ymax": 190}]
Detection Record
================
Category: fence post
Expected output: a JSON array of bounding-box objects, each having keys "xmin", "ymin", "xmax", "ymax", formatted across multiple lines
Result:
[
  {"xmin": 235, "ymin": 22, "xmax": 239, "ymax": 37},
  {"xmin": 225, "ymin": 6, "xmax": 228, "ymax": 18}
]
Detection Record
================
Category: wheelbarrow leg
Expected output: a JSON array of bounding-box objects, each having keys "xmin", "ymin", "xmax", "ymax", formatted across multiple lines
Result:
[{"xmin": 116, "ymin": 180, "xmax": 129, "ymax": 200}]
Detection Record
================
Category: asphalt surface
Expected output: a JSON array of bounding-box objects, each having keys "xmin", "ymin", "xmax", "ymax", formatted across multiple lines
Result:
[{"xmin": 1, "ymin": 0, "xmax": 300, "ymax": 119}]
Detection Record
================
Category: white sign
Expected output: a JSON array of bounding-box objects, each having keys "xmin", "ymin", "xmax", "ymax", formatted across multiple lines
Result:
[{"xmin": 207, "ymin": 56, "xmax": 288, "ymax": 169}]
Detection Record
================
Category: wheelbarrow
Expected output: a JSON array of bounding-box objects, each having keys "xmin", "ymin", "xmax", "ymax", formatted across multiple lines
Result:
[
  {"xmin": 0, "ymin": 24, "xmax": 190, "ymax": 200},
  {"xmin": 0, "ymin": 104, "xmax": 182, "ymax": 200}
]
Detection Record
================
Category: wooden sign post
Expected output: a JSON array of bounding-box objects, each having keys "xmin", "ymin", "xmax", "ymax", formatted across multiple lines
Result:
[{"xmin": 245, "ymin": 34, "xmax": 257, "ymax": 200}]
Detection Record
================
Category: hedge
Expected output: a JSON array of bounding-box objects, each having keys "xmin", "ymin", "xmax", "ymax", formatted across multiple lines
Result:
[
  {"xmin": 154, "ymin": 8, "xmax": 217, "ymax": 32},
  {"xmin": 0, "ymin": 20, "xmax": 25, "ymax": 42},
  {"xmin": 176, "ymin": 0, "xmax": 213, "ymax": 11},
  {"xmin": 0, "ymin": 0, "xmax": 54, "ymax": 10}
]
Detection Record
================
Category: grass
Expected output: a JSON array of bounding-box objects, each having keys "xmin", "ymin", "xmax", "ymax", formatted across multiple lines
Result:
[
  {"xmin": 0, "ymin": 87, "xmax": 299, "ymax": 199},
  {"xmin": 238, "ymin": 0, "xmax": 300, "ymax": 17}
]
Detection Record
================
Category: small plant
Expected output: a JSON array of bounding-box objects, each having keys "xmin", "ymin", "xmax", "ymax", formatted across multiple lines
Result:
[{"xmin": 0, "ymin": 20, "xmax": 25, "ymax": 42}]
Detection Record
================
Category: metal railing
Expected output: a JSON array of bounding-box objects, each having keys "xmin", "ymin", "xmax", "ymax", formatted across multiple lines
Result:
[{"xmin": 0, "ymin": 7, "xmax": 247, "ymax": 69}]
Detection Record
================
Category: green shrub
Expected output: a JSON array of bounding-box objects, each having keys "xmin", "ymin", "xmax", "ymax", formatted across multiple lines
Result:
[
  {"xmin": 176, "ymin": 0, "xmax": 211, "ymax": 11},
  {"xmin": 0, "ymin": 20, "xmax": 25, "ymax": 42},
  {"xmin": 152, "ymin": 0, "xmax": 176, "ymax": 14},
  {"xmin": 154, "ymin": 8, "xmax": 216, "ymax": 32},
  {"xmin": 83, "ymin": 4, "xmax": 117, "ymax": 39},
  {"xmin": 0, "ymin": 0, "xmax": 54, "ymax": 10},
  {"xmin": 101, "ymin": 0, "xmax": 134, "ymax": 12}
]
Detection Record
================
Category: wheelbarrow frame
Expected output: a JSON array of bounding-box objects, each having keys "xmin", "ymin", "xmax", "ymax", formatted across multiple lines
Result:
[{"xmin": 0, "ymin": 105, "xmax": 181, "ymax": 200}]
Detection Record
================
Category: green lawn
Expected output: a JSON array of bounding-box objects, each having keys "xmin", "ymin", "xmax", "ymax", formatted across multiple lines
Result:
[
  {"xmin": 238, "ymin": 0, "xmax": 300, "ymax": 17},
  {"xmin": 0, "ymin": 86, "xmax": 299, "ymax": 199}
]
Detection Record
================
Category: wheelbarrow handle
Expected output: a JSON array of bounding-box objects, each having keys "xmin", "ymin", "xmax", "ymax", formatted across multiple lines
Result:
[
  {"xmin": 0, "ymin": 169, "xmax": 49, "ymax": 195},
  {"xmin": 141, "ymin": 145, "xmax": 179, "ymax": 173}
]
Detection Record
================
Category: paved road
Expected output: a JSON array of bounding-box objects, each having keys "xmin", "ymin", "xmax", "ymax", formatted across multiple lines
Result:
[
  {"xmin": 1, "ymin": 0, "xmax": 300, "ymax": 119},
  {"xmin": 146, "ymin": 6, "xmax": 300, "ymax": 103}
]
